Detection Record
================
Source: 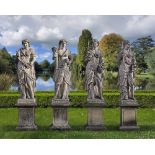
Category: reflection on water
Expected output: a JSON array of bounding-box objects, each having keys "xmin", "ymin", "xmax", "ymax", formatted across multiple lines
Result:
[
  {"xmin": 11, "ymin": 74, "xmax": 55, "ymax": 91},
  {"xmin": 35, "ymin": 77, "xmax": 54, "ymax": 90},
  {"xmin": 10, "ymin": 73, "xmax": 155, "ymax": 91}
]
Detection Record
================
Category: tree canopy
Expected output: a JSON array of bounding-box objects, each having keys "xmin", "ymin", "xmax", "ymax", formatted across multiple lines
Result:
[
  {"xmin": 132, "ymin": 36, "xmax": 154, "ymax": 73},
  {"xmin": 99, "ymin": 33, "xmax": 124, "ymax": 71}
]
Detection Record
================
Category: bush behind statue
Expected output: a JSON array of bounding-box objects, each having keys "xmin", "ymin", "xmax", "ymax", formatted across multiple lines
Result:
[
  {"xmin": 0, "ymin": 73, "xmax": 15, "ymax": 90},
  {"xmin": 0, "ymin": 91, "xmax": 155, "ymax": 108}
]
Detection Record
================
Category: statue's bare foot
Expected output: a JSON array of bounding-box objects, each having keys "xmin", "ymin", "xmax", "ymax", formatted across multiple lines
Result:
[
  {"xmin": 21, "ymin": 96, "xmax": 26, "ymax": 99},
  {"xmin": 62, "ymin": 96, "xmax": 68, "ymax": 100},
  {"xmin": 129, "ymin": 97, "xmax": 135, "ymax": 100},
  {"xmin": 123, "ymin": 96, "xmax": 128, "ymax": 100},
  {"xmin": 53, "ymin": 96, "xmax": 58, "ymax": 99}
]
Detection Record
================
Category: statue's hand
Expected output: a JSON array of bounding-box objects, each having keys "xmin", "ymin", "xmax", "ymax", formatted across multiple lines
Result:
[
  {"xmin": 30, "ymin": 61, "xmax": 34, "ymax": 65},
  {"xmin": 97, "ymin": 65, "xmax": 103, "ymax": 73},
  {"xmin": 25, "ymin": 63, "xmax": 31, "ymax": 68}
]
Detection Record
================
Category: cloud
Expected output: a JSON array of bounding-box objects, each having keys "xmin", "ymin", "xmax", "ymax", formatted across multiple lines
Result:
[
  {"xmin": 124, "ymin": 16, "xmax": 155, "ymax": 39},
  {"xmin": 36, "ymin": 26, "xmax": 63, "ymax": 41},
  {"xmin": 36, "ymin": 77, "xmax": 55, "ymax": 90},
  {"xmin": 36, "ymin": 78, "xmax": 54, "ymax": 87},
  {"xmin": 37, "ymin": 52, "xmax": 51, "ymax": 59},
  {"xmin": 0, "ymin": 25, "xmax": 34, "ymax": 46},
  {"xmin": 0, "ymin": 15, "xmax": 155, "ymax": 49}
]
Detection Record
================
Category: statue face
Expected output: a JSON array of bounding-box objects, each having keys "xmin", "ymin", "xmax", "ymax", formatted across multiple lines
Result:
[
  {"xmin": 93, "ymin": 41, "xmax": 99, "ymax": 48},
  {"xmin": 124, "ymin": 44, "xmax": 129, "ymax": 50},
  {"xmin": 94, "ymin": 42, "xmax": 97, "ymax": 48},
  {"xmin": 63, "ymin": 42, "xmax": 67, "ymax": 48},
  {"xmin": 23, "ymin": 42, "xmax": 29, "ymax": 49},
  {"xmin": 59, "ymin": 42, "xmax": 67, "ymax": 49}
]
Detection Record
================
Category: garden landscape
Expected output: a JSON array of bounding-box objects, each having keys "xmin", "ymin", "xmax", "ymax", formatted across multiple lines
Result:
[{"xmin": 0, "ymin": 15, "xmax": 155, "ymax": 138}]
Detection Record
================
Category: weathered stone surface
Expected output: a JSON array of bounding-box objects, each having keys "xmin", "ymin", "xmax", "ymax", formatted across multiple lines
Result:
[
  {"xmin": 52, "ymin": 39, "xmax": 72, "ymax": 100},
  {"xmin": 16, "ymin": 99, "xmax": 37, "ymax": 107},
  {"xmin": 16, "ymin": 39, "xmax": 36, "ymax": 99},
  {"xmin": 85, "ymin": 39, "xmax": 104, "ymax": 100},
  {"xmin": 86, "ymin": 99, "xmax": 106, "ymax": 107},
  {"xmin": 50, "ymin": 99, "xmax": 70, "ymax": 130},
  {"xmin": 120, "ymin": 99, "xmax": 139, "ymax": 130},
  {"xmin": 85, "ymin": 99, "xmax": 106, "ymax": 130},
  {"xmin": 117, "ymin": 42, "xmax": 136, "ymax": 100},
  {"xmin": 16, "ymin": 99, "xmax": 37, "ymax": 131},
  {"xmin": 52, "ymin": 99, "xmax": 70, "ymax": 107},
  {"xmin": 120, "ymin": 99, "xmax": 139, "ymax": 106},
  {"xmin": 86, "ymin": 108, "xmax": 105, "ymax": 130}
]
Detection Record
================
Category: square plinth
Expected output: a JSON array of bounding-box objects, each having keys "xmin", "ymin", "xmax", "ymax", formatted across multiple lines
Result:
[
  {"xmin": 50, "ymin": 99, "xmax": 71, "ymax": 130},
  {"xmin": 16, "ymin": 99, "xmax": 37, "ymax": 131},
  {"xmin": 85, "ymin": 99, "xmax": 106, "ymax": 130},
  {"xmin": 120, "ymin": 99, "xmax": 139, "ymax": 130}
]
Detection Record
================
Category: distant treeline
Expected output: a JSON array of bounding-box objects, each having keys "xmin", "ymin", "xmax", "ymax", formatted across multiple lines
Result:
[
  {"xmin": 0, "ymin": 48, "xmax": 55, "ymax": 74},
  {"xmin": 1, "ymin": 29, "xmax": 155, "ymax": 77}
]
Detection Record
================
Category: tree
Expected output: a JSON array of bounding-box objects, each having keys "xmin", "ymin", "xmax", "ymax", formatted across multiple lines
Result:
[
  {"xmin": 0, "ymin": 59, "xmax": 10, "ymax": 73},
  {"xmin": 145, "ymin": 47, "xmax": 155, "ymax": 74},
  {"xmin": 0, "ymin": 47, "xmax": 11, "ymax": 60},
  {"xmin": 9, "ymin": 55, "xmax": 17, "ymax": 74},
  {"xmin": 39, "ymin": 60, "xmax": 50, "ymax": 71},
  {"xmin": 77, "ymin": 29, "xmax": 93, "ymax": 73},
  {"xmin": 34, "ymin": 61, "xmax": 43, "ymax": 73},
  {"xmin": 0, "ymin": 47, "xmax": 15, "ymax": 74},
  {"xmin": 99, "ymin": 33, "xmax": 124, "ymax": 71},
  {"xmin": 74, "ymin": 29, "xmax": 93, "ymax": 90},
  {"xmin": 49, "ymin": 62, "xmax": 55, "ymax": 76},
  {"xmin": 132, "ymin": 36, "xmax": 154, "ymax": 73}
]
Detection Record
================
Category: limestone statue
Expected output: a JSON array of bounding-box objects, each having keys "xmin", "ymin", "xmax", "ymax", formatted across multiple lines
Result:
[
  {"xmin": 52, "ymin": 39, "xmax": 72, "ymax": 99},
  {"xmin": 85, "ymin": 39, "xmax": 104, "ymax": 100},
  {"xmin": 118, "ymin": 42, "xmax": 136, "ymax": 100},
  {"xmin": 16, "ymin": 39, "xmax": 36, "ymax": 99}
]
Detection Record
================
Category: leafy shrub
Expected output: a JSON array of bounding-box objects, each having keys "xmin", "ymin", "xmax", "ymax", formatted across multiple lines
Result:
[
  {"xmin": 0, "ymin": 73, "xmax": 15, "ymax": 90},
  {"xmin": 0, "ymin": 91, "xmax": 155, "ymax": 108}
]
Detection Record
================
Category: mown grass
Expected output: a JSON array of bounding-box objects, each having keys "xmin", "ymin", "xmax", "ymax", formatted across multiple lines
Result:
[{"xmin": 0, "ymin": 108, "xmax": 155, "ymax": 138}]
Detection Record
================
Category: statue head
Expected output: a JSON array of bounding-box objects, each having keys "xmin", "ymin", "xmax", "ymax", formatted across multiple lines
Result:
[
  {"xmin": 22, "ymin": 39, "xmax": 30, "ymax": 48},
  {"xmin": 92, "ymin": 39, "xmax": 99, "ymax": 49},
  {"xmin": 123, "ymin": 41, "xmax": 130, "ymax": 50},
  {"xmin": 51, "ymin": 47, "xmax": 57, "ymax": 59},
  {"xmin": 52, "ymin": 47, "xmax": 57, "ymax": 52},
  {"xmin": 58, "ymin": 39, "xmax": 67, "ymax": 49}
]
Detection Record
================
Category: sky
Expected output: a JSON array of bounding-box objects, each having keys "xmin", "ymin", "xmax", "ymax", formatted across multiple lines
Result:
[{"xmin": 0, "ymin": 15, "xmax": 155, "ymax": 62}]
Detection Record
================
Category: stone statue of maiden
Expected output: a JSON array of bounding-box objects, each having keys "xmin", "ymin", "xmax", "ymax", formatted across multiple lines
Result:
[
  {"xmin": 52, "ymin": 39, "xmax": 72, "ymax": 99},
  {"xmin": 16, "ymin": 39, "xmax": 36, "ymax": 99},
  {"xmin": 118, "ymin": 42, "xmax": 136, "ymax": 100},
  {"xmin": 85, "ymin": 39, "xmax": 104, "ymax": 100}
]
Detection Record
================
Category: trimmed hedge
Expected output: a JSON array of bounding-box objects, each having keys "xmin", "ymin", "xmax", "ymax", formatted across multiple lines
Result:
[{"xmin": 0, "ymin": 91, "xmax": 155, "ymax": 108}]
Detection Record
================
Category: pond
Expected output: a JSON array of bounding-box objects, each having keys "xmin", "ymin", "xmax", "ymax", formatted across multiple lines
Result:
[{"xmin": 10, "ymin": 73, "xmax": 155, "ymax": 91}]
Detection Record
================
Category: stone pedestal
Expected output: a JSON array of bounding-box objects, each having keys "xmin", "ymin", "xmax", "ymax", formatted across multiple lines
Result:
[
  {"xmin": 50, "ymin": 99, "xmax": 71, "ymax": 130},
  {"xmin": 120, "ymin": 99, "xmax": 139, "ymax": 130},
  {"xmin": 85, "ymin": 99, "xmax": 106, "ymax": 130},
  {"xmin": 16, "ymin": 99, "xmax": 37, "ymax": 131}
]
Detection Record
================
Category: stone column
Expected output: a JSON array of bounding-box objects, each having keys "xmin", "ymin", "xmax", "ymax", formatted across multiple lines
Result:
[
  {"xmin": 49, "ymin": 99, "xmax": 71, "ymax": 130},
  {"xmin": 120, "ymin": 99, "xmax": 139, "ymax": 130},
  {"xmin": 85, "ymin": 99, "xmax": 106, "ymax": 130},
  {"xmin": 16, "ymin": 99, "xmax": 37, "ymax": 131}
]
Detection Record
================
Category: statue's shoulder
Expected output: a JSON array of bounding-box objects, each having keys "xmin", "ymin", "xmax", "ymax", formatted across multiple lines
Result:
[
  {"xmin": 65, "ymin": 49, "xmax": 71, "ymax": 55},
  {"xmin": 29, "ymin": 48, "xmax": 35, "ymax": 55},
  {"xmin": 18, "ymin": 47, "xmax": 24, "ymax": 51},
  {"xmin": 29, "ymin": 47, "xmax": 34, "ymax": 52},
  {"xmin": 16, "ymin": 48, "xmax": 23, "ymax": 55}
]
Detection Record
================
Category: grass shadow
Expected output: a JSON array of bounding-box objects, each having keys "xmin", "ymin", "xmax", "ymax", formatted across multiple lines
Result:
[{"xmin": 2, "ymin": 124, "xmax": 155, "ymax": 132}]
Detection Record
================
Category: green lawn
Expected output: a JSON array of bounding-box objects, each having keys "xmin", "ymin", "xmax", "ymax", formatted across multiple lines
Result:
[{"xmin": 0, "ymin": 108, "xmax": 155, "ymax": 138}]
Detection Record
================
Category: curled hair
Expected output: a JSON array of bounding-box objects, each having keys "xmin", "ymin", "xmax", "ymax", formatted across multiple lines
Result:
[
  {"xmin": 58, "ymin": 39, "xmax": 67, "ymax": 48},
  {"xmin": 22, "ymin": 39, "xmax": 30, "ymax": 46},
  {"xmin": 92, "ymin": 39, "xmax": 99, "ymax": 48}
]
